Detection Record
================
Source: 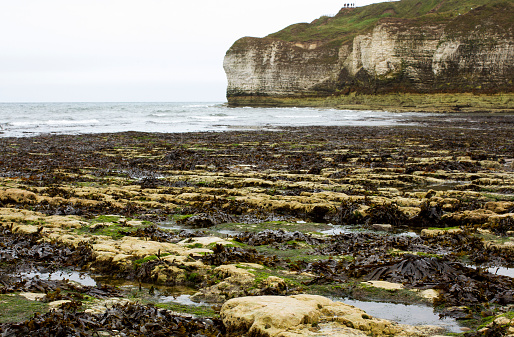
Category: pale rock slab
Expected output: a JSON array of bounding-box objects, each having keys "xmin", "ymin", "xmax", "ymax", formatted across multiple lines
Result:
[{"xmin": 221, "ymin": 294, "xmax": 444, "ymax": 336}]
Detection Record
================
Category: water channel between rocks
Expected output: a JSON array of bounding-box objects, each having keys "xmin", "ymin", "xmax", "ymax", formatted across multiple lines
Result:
[
  {"xmin": 157, "ymin": 221, "xmax": 420, "ymax": 237},
  {"xmin": 21, "ymin": 270, "xmax": 98, "ymax": 287}
]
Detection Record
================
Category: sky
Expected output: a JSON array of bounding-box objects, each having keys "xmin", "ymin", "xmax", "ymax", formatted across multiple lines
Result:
[{"xmin": 0, "ymin": 0, "xmax": 387, "ymax": 102}]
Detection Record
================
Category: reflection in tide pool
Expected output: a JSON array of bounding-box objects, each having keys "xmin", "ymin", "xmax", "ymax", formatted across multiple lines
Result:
[
  {"xmin": 341, "ymin": 299, "xmax": 462, "ymax": 333},
  {"xmin": 488, "ymin": 266, "xmax": 514, "ymax": 278},
  {"xmin": 466, "ymin": 265, "xmax": 514, "ymax": 278},
  {"xmin": 158, "ymin": 294, "xmax": 205, "ymax": 306}
]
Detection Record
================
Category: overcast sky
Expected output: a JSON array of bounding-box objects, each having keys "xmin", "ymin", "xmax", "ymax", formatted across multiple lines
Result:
[{"xmin": 0, "ymin": 1, "xmax": 386, "ymax": 102}]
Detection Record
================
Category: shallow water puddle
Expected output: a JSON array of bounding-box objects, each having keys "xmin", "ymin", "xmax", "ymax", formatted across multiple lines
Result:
[
  {"xmin": 487, "ymin": 266, "xmax": 514, "ymax": 278},
  {"xmin": 320, "ymin": 225, "xmax": 354, "ymax": 235},
  {"xmin": 321, "ymin": 224, "xmax": 418, "ymax": 237},
  {"xmin": 158, "ymin": 222, "xmax": 238, "ymax": 237},
  {"xmin": 157, "ymin": 223, "xmax": 182, "ymax": 231},
  {"xmin": 157, "ymin": 294, "xmax": 206, "ymax": 306},
  {"xmin": 341, "ymin": 299, "xmax": 462, "ymax": 333},
  {"xmin": 159, "ymin": 221, "xmax": 419, "ymax": 238},
  {"xmin": 21, "ymin": 270, "xmax": 98, "ymax": 287},
  {"xmin": 464, "ymin": 265, "xmax": 514, "ymax": 278}
]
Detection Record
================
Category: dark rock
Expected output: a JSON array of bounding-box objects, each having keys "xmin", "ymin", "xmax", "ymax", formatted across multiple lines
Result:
[{"xmin": 179, "ymin": 213, "xmax": 215, "ymax": 228}]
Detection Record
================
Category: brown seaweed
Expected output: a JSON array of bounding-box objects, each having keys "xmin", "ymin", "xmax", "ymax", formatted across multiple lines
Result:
[
  {"xmin": 201, "ymin": 243, "xmax": 283, "ymax": 268},
  {"xmin": 0, "ymin": 225, "xmax": 93, "ymax": 271},
  {"xmin": 365, "ymin": 255, "xmax": 462, "ymax": 285},
  {"xmin": 0, "ymin": 302, "xmax": 225, "ymax": 337},
  {"xmin": 234, "ymin": 229, "xmax": 323, "ymax": 246}
]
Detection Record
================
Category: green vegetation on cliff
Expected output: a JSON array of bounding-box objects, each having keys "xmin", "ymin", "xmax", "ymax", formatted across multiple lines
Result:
[{"xmin": 269, "ymin": 0, "xmax": 510, "ymax": 45}]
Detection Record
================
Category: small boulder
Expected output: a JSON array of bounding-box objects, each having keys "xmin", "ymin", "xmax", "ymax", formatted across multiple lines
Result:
[
  {"xmin": 179, "ymin": 213, "xmax": 215, "ymax": 228},
  {"xmin": 494, "ymin": 316, "xmax": 511, "ymax": 326}
]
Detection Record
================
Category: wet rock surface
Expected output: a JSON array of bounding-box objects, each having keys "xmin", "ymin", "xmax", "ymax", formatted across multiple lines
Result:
[
  {"xmin": 0, "ymin": 115, "xmax": 513, "ymax": 335},
  {"xmin": 220, "ymin": 294, "xmax": 443, "ymax": 337}
]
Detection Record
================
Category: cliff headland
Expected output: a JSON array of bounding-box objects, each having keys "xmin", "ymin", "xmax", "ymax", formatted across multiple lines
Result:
[{"xmin": 224, "ymin": 0, "xmax": 514, "ymax": 111}]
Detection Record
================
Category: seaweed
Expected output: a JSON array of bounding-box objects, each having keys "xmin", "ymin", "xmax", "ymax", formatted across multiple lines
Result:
[
  {"xmin": 0, "ymin": 226, "xmax": 93, "ymax": 270},
  {"xmin": 405, "ymin": 160, "xmax": 481, "ymax": 174},
  {"xmin": 234, "ymin": 229, "xmax": 322, "ymax": 246},
  {"xmin": 366, "ymin": 255, "xmax": 461, "ymax": 285},
  {"xmin": 331, "ymin": 199, "xmax": 363, "ymax": 225},
  {"xmin": 312, "ymin": 232, "xmax": 442, "ymax": 257},
  {"xmin": 0, "ymin": 302, "xmax": 225, "ymax": 336},
  {"xmin": 485, "ymin": 217, "xmax": 514, "ymax": 237},
  {"xmin": 409, "ymin": 200, "xmax": 444, "ymax": 227},
  {"xmin": 364, "ymin": 202, "xmax": 409, "ymax": 227},
  {"xmin": 201, "ymin": 244, "xmax": 283, "ymax": 268},
  {"xmin": 125, "ymin": 225, "xmax": 181, "ymax": 243}
]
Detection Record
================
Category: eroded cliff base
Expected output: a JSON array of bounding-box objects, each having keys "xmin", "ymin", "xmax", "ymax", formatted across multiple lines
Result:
[{"xmin": 227, "ymin": 93, "xmax": 514, "ymax": 113}]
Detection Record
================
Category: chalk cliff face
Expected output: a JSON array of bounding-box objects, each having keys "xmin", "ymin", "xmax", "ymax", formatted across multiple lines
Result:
[
  {"xmin": 224, "ymin": 2, "xmax": 514, "ymax": 100},
  {"xmin": 224, "ymin": 38, "xmax": 341, "ymax": 97}
]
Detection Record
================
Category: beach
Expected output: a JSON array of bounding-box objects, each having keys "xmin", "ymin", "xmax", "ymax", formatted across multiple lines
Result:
[{"xmin": 1, "ymin": 112, "xmax": 513, "ymax": 335}]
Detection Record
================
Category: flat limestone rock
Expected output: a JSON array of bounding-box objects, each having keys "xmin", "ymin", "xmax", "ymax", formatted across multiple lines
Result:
[
  {"xmin": 420, "ymin": 228, "xmax": 463, "ymax": 238},
  {"xmin": 362, "ymin": 280, "xmax": 404, "ymax": 290},
  {"xmin": 221, "ymin": 294, "xmax": 442, "ymax": 337},
  {"xmin": 48, "ymin": 300, "xmax": 72, "ymax": 309},
  {"xmin": 19, "ymin": 292, "xmax": 46, "ymax": 301}
]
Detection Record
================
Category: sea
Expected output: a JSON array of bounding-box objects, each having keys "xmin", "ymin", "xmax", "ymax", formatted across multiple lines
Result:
[{"xmin": 0, "ymin": 102, "xmax": 425, "ymax": 138}]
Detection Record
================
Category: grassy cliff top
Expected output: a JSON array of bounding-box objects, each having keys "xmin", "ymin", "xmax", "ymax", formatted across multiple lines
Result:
[{"xmin": 268, "ymin": 0, "xmax": 512, "ymax": 44}]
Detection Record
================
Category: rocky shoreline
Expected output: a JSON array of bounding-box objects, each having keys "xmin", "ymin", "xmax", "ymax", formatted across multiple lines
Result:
[{"xmin": 0, "ymin": 113, "xmax": 513, "ymax": 336}]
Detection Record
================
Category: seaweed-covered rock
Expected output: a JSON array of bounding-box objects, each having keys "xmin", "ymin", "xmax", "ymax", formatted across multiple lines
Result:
[
  {"xmin": 201, "ymin": 243, "xmax": 283, "ymax": 267},
  {"xmin": 178, "ymin": 213, "xmax": 215, "ymax": 228},
  {"xmin": 235, "ymin": 229, "xmax": 321, "ymax": 246},
  {"xmin": 260, "ymin": 276, "xmax": 288, "ymax": 295}
]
